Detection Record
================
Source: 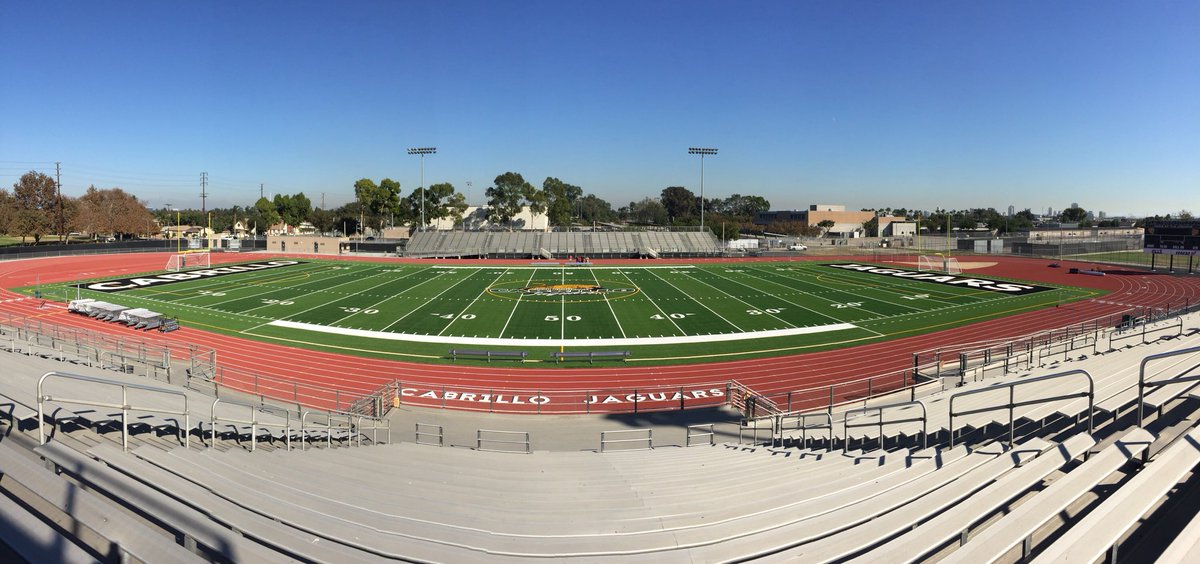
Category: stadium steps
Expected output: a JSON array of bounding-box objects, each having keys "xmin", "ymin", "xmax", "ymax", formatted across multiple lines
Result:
[
  {"xmin": 82, "ymin": 440, "xmax": 982, "ymax": 558},
  {"xmin": 0, "ymin": 439, "xmax": 204, "ymax": 563}
]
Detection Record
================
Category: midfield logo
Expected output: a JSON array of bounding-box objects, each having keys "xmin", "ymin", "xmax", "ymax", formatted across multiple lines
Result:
[{"xmin": 822, "ymin": 263, "xmax": 1053, "ymax": 296}]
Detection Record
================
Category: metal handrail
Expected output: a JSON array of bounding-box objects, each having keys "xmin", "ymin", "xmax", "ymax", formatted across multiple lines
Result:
[
  {"xmin": 342, "ymin": 412, "xmax": 390, "ymax": 446},
  {"xmin": 785, "ymin": 411, "xmax": 833, "ymax": 451},
  {"xmin": 843, "ymin": 400, "xmax": 928, "ymax": 452},
  {"xmin": 1110, "ymin": 317, "xmax": 1184, "ymax": 350},
  {"xmin": 738, "ymin": 416, "xmax": 778, "ymax": 446},
  {"xmin": 300, "ymin": 410, "xmax": 352, "ymax": 450},
  {"xmin": 686, "ymin": 424, "xmax": 715, "ymax": 447},
  {"xmin": 37, "ymin": 371, "xmax": 190, "ymax": 452},
  {"xmin": 211, "ymin": 399, "xmax": 294, "ymax": 452},
  {"xmin": 948, "ymin": 369, "xmax": 1093, "ymax": 448},
  {"xmin": 415, "ymin": 422, "xmax": 443, "ymax": 446},
  {"xmin": 600, "ymin": 429, "xmax": 653, "ymax": 452},
  {"xmin": 477, "ymin": 429, "xmax": 531, "ymax": 453},
  {"xmin": 1136, "ymin": 346, "xmax": 1200, "ymax": 428}
]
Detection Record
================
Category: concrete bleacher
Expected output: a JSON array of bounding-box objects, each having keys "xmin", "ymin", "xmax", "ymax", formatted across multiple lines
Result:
[
  {"xmin": 404, "ymin": 229, "xmax": 720, "ymax": 258},
  {"xmin": 5, "ymin": 309, "xmax": 1200, "ymax": 560}
]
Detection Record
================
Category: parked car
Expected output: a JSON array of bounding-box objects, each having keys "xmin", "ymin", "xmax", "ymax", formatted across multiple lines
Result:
[{"xmin": 788, "ymin": 244, "xmax": 808, "ymax": 251}]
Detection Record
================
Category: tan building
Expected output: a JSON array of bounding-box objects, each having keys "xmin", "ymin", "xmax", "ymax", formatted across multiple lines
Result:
[
  {"xmin": 266, "ymin": 235, "xmax": 347, "ymax": 255},
  {"xmin": 756, "ymin": 204, "xmax": 905, "ymax": 237}
]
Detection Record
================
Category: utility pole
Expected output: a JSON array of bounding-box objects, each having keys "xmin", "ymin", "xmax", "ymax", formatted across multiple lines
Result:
[
  {"xmin": 321, "ymin": 192, "xmax": 325, "ymax": 210},
  {"xmin": 200, "ymin": 172, "xmax": 208, "ymax": 217},
  {"xmin": 55, "ymin": 161, "xmax": 64, "ymax": 243}
]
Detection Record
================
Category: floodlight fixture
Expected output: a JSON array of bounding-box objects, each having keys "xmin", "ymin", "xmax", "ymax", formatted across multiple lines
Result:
[
  {"xmin": 688, "ymin": 147, "xmax": 718, "ymax": 230},
  {"xmin": 407, "ymin": 147, "xmax": 438, "ymax": 229}
]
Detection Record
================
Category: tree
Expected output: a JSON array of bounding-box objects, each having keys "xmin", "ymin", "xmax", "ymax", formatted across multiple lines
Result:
[
  {"xmin": 412, "ymin": 182, "xmax": 467, "ymax": 227},
  {"xmin": 75, "ymin": 186, "xmax": 156, "ymax": 239},
  {"xmin": 310, "ymin": 207, "xmax": 336, "ymax": 234},
  {"xmin": 254, "ymin": 197, "xmax": 281, "ymax": 231},
  {"xmin": 660, "ymin": 186, "xmax": 698, "ymax": 222},
  {"xmin": 0, "ymin": 188, "xmax": 14, "ymax": 235},
  {"xmin": 579, "ymin": 193, "xmax": 615, "ymax": 224},
  {"xmin": 11, "ymin": 171, "xmax": 57, "ymax": 243},
  {"xmin": 1059, "ymin": 206, "xmax": 1088, "ymax": 223},
  {"xmin": 543, "ymin": 177, "xmax": 583, "ymax": 227},
  {"xmin": 486, "ymin": 172, "xmax": 541, "ymax": 228},
  {"xmin": 862, "ymin": 216, "xmax": 879, "ymax": 237},
  {"xmin": 626, "ymin": 197, "xmax": 669, "ymax": 225},
  {"xmin": 376, "ymin": 179, "xmax": 402, "ymax": 228},
  {"xmin": 817, "ymin": 219, "xmax": 835, "ymax": 235},
  {"xmin": 354, "ymin": 178, "xmax": 402, "ymax": 231}
]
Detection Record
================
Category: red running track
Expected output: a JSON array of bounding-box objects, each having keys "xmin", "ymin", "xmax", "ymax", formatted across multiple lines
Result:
[{"xmin": 2, "ymin": 252, "xmax": 1197, "ymax": 414}]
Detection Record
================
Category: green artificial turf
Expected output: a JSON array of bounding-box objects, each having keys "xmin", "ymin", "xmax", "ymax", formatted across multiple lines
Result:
[{"xmin": 22, "ymin": 259, "xmax": 1102, "ymax": 366}]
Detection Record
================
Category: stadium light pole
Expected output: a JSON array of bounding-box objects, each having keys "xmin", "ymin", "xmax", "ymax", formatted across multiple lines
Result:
[
  {"xmin": 408, "ymin": 147, "xmax": 437, "ymax": 231},
  {"xmin": 688, "ymin": 147, "xmax": 718, "ymax": 232}
]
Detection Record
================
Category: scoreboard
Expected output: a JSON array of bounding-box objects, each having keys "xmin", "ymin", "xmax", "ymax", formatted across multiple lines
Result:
[{"xmin": 1144, "ymin": 221, "xmax": 1200, "ymax": 256}]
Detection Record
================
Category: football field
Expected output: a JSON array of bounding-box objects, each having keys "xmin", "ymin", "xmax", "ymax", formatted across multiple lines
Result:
[{"xmin": 43, "ymin": 259, "xmax": 1101, "ymax": 364}]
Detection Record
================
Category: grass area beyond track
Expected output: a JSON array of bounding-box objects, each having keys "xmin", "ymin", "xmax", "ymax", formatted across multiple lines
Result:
[{"xmin": 25, "ymin": 259, "xmax": 1102, "ymax": 365}]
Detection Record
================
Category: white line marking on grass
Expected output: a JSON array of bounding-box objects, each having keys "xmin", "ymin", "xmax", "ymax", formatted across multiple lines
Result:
[
  {"xmin": 752, "ymin": 264, "xmax": 923, "ymax": 314},
  {"xmin": 439, "ymin": 269, "xmax": 509, "ymax": 336},
  {"xmin": 680, "ymin": 269, "xmax": 801, "ymax": 328},
  {"xmin": 646, "ymin": 269, "xmax": 744, "ymax": 332},
  {"xmin": 379, "ymin": 268, "xmax": 479, "ymax": 332},
  {"xmin": 590, "ymin": 268, "xmax": 627, "ymax": 338},
  {"xmin": 315, "ymin": 266, "xmax": 437, "ymax": 326},
  {"xmin": 266, "ymin": 319, "xmax": 859, "ymax": 347},
  {"xmin": 200, "ymin": 263, "xmax": 361, "ymax": 309},
  {"xmin": 613, "ymin": 269, "xmax": 687, "ymax": 335},
  {"xmin": 431, "ymin": 265, "xmax": 694, "ymax": 270},
  {"xmin": 498, "ymin": 269, "xmax": 537, "ymax": 338}
]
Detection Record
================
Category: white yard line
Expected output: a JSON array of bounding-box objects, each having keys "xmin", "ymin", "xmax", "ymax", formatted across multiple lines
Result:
[
  {"xmin": 590, "ymin": 269, "xmax": 627, "ymax": 338},
  {"xmin": 438, "ymin": 269, "xmax": 510, "ymax": 336},
  {"xmin": 743, "ymin": 265, "xmax": 913, "ymax": 317},
  {"xmin": 168, "ymin": 262, "xmax": 334, "ymax": 301},
  {"xmin": 794, "ymin": 265, "xmax": 959, "ymax": 307},
  {"xmin": 268, "ymin": 318, "xmax": 859, "ymax": 347},
  {"xmin": 613, "ymin": 269, "xmax": 686, "ymax": 335},
  {"xmin": 646, "ymin": 269, "xmax": 744, "ymax": 332},
  {"xmin": 680, "ymin": 269, "xmax": 799, "ymax": 328},
  {"xmin": 380, "ymin": 269, "xmax": 481, "ymax": 332},
  {"xmin": 241, "ymin": 266, "xmax": 433, "ymax": 332},
  {"xmin": 314, "ymin": 266, "xmax": 437, "ymax": 326},
  {"xmin": 497, "ymin": 269, "xmax": 537, "ymax": 338}
]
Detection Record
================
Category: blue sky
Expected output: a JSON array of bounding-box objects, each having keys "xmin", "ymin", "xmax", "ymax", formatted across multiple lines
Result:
[{"xmin": 2, "ymin": 1, "xmax": 1197, "ymax": 216}]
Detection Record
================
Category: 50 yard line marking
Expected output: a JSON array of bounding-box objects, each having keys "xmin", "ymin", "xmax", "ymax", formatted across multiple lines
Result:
[{"xmin": 591, "ymin": 268, "xmax": 627, "ymax": 338}]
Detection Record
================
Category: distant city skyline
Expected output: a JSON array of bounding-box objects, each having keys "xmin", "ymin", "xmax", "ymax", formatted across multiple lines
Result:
[{"xmin": 2, "ymin": 1, "xmax": 1197, "ymax": 217}]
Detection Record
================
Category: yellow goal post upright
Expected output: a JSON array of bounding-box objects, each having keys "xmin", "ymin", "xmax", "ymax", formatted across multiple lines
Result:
[{"xmin": 165, "ymin": 249, "xmax": 211, "ymax": 272}]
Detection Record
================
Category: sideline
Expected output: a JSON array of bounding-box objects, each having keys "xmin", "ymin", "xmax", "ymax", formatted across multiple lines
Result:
[{"xmin": 266, "ymin": 318, "xmax": 859, "ymax": 347}]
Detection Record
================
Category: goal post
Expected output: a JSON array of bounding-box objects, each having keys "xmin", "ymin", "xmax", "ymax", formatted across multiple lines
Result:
[
  {"xmin": 917, "ymin": 254, "xmax": 962, "ymax": 274},
  {"xmin": 917, "ymin": 255, "xmax": 940, "ymax": 272},
  {"xmin": 166, "ymin": 250, "xmax": 211, "ymax": 272},
  {"xmin": 944, "ymin": 257, "xmax": 962, "ymax": 275}
]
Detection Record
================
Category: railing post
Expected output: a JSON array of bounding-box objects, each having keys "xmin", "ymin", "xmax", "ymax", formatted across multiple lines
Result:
[
  {"xmin": 122, "ymin": 385, "xmax": 130, "ymax": 452},
  {"xmin": 633, "ymin": 389, "xmax": 639, "ymax": 414},
  {"xmin": 680, "ymin": 387, "xmax": 685, "ymax": 411},
  {"xmin": 787, "ymin": 391, "xmax": 792, "ymax": 413}
]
